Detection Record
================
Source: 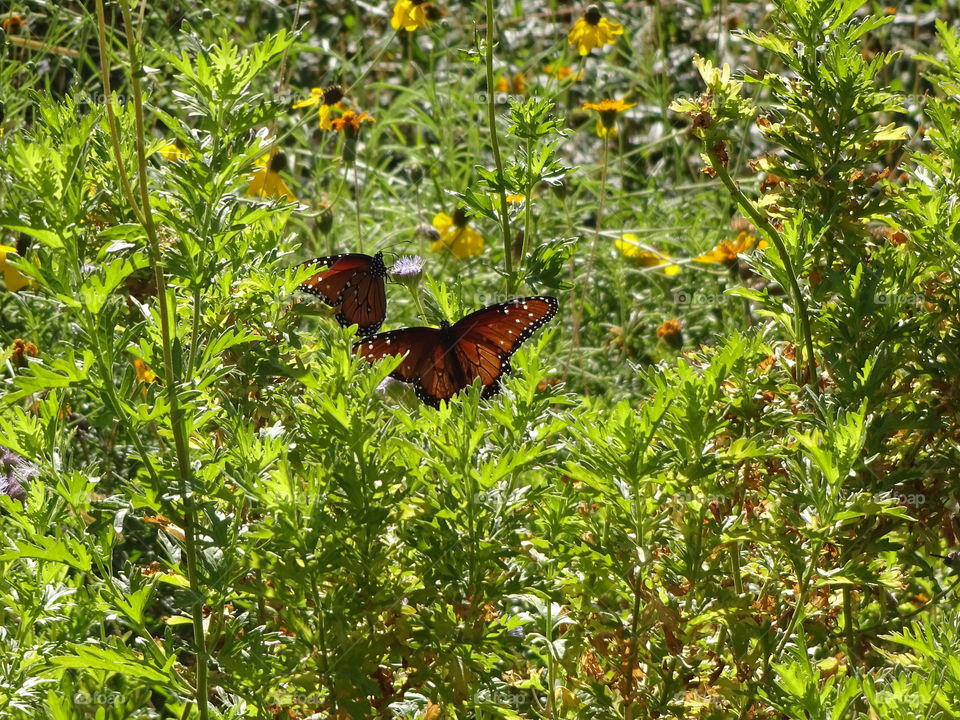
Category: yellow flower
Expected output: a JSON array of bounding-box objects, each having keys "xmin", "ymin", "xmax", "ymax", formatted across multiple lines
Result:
[
  {"xmin": 293, "ymin": 85, "xmax": 345, "ymax": 131},
  {"xmin": 432, "ymin": 209, "xmax": 484, "ymax": 258},
  {"xmin": 247, "ymin": 152, "xmax": 296, "ymax": 202},
  {"xmin": 330, "ymin": 110, "xmax": 375, "ymax": 137},
  {"xmin": 496, "ymin": 72, "xmax": 527, "ymax": 94},
  {"xmin": 157, "ymin": 141, "xmax": 190, "ymax": 161},
  {"xmin": 694, "ymin": 231, "xmax": 767, "ymax": 264},
  {"xmin": 568, "ymin": 5, "xmax": 623, "ymax": 56},
  {"xmin": 616, "ymin": 234, "xmax": 680, "ymax": 275},
  {"xmin": 133, "ymin": 358, "xmax": 157, "ymax": 384},
  {"xmin": 0, "ymin": 245, "xmax": 30, "ymax": 292},
  {"xmin": 544, "ymin": 63, "xmax": 579, "ymax": 80},
  {"xmin": 391, "ymin": 0, "xmax": 438, "ymax": 31},
  {"xmin": 582, "ymin": 98, "xmax": 636, "ymax": 137}
]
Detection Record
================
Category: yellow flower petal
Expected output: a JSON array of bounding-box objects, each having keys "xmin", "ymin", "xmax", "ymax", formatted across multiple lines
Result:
[
  {"xmin": 133, "ymin": 358, "xmax": 157, "ymax": 384},
  {"xmin": 247, "ymin": 166, "xmax": 296, "ymax": 202},
  {"xmin": 595, "ymin": 119, "xmax": 614, "ymax": 137},
  {"xmin": 0, "ymin": 245, "xmax": 30, "ymax": 292},
  {"xmin": 616, "ymin": 235, "xmax": 680, "ymax": 275},
  {"xmin": 157, "ymin": 142, "xmax": 190, "ymax": 161},
  {"xmin": 432, "ymin": 211, "xmax": 453, "ymax": 232},
  {"xmin": 319, "ymin": 104, "xmax": 333, "ymax": 131},
  {"xmin": 432, "ymin": 226, "xmax": 484, "ymax": 258},
  {"xmin": 293, "ymin": 88, "xmax": 323, "ymax": 109},
  {"xmin": 391, "ymin": 0, "xmax": 431, "ymax": 31},
  {"xmin": 598, "ymin": 18, "xmax": 623, "ymax": 41},
  {"xmin": 568, "ymin": 14, "xmax": 622, "ymax": 55},
  {"xmin": 694, "ymin": 232, "xmax": 762, "ymax": 263}
]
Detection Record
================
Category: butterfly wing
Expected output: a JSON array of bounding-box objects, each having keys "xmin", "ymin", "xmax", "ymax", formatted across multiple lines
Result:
[
  {"xmin": 354, "ymin": 297, "xmax": 559, "ymax": 407},
  {"xmin": 354, "ymin": 327, "xmax": 451, "ymax": 407},
  {"xmin": 449, "ymin": 296, "xmax": 559, "ymax": 399},
  {"xmin": 299, "ymin": 254, "xmax": 371, "ymax": 304},
  {"xmin": 336, "ymin": 269, "xmax": 387, "ymax": 337},
  {"xmin": 299, "ymin": 252, "xmax": 387, "ymax": 336},
  {"xmin": 353, "ymin": 296, "xmax": 560, "ymax": 407}
]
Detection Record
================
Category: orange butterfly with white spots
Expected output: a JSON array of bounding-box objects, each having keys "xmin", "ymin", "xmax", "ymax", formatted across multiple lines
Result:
[
  {"xmin": 354, "ymin": 296, "xmax": 559, "ymax": 407},
  {"xmin": 298, "ymin": 252, "xmax": 387, "ymax": 337}
]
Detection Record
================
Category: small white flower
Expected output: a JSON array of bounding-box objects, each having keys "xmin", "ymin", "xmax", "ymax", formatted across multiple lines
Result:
[{"xmin": 391, "ymin": 255, "xmax": 425, "ymax": 289}]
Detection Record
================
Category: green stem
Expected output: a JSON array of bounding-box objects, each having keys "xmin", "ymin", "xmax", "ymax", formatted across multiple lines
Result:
[
  {"xmin": 706, "ymin": 149, "xmax": 818, "ymax": 392},
  {"xmin": 518, "ymin": 136, "xmax": 534, "ymax": 283},
  {"xmin": 572, "ymin": 131, "xmax": 611, "ymax": 394},
  {"xmin": 623, "ymin": 573, "xmax": 644, "ymax": 707},
  {"xmin": 352, "ymin": 157, "xmax": 363, "ymax": 252},
  {"xmin": 406, "ymin": 285, "xmax": 429, "ymax": 323},
  {"xmin": 186, "ymin": 131, "xmax": 221, "ymax": 376},
  {"xmin": 87, "ymin": 323, "xmax": 162, "ymax": 491},
  {"xmin": 843, "ymin": 586, "xmax": 857, "ymax": 666},
  {"xmin": 101, "ymin": 3, "xmax": 209, "ymax": 718},
  {"xmin": 544, "ymin": 597, "xmax": 555, "ymax": 718},
  {"xmin": 345, "ymin": 29, "xmax": 399, "ymax": 96},
  {"xmin": 297, "ymin": 476, "xmax": 337, "ymax": 712},
  {"xmin": 483, "ymin": 0, "xmax": 514, "ymax": 290},
  {"xmin": 769, "ymin": 539, "xmax": 825, "ymax": 669},
  {"xmin": 729, "ymin": 541, "xmax": 743, "ymax": 596},
  {"xmin": 586, "ymin": 132, "xmax": 610, "ymax": 280},
  {"xmin": 92, "ymin": 7, "xmax": 146, "ymax": 229}
]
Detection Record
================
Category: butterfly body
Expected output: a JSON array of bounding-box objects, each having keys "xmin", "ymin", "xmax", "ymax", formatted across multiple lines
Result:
[
  {"xmin": 299, "ymin": 252, "xmax": 387, "ymax": 336},
  {"xmin": 355, "ymin": 296, "xmax": 559, "ymax": 407}
]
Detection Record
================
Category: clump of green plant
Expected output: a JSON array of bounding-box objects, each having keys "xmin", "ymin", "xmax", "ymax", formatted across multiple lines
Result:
[{"xmin": 2, "ymin": 1, "xmax": 960, "ymax": 719}]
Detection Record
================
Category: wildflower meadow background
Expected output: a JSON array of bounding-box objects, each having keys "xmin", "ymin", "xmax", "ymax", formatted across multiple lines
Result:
[{"xmin": 2, "ymin": 1, "xmax": 960, "ymax": 718}]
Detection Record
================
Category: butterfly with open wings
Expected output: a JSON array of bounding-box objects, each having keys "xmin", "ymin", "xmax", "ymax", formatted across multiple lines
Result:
[
  {"xmin": 298, "ymin": 252, "xmax": 387, "ymax": 337},
  {"xmin": 354, "ymin": 296, "xmax": 559, "ymax": 407}
]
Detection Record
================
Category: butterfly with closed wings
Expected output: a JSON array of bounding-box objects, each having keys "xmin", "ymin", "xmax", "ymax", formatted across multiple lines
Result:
[
  {"xmin": 298, "ymin": 252, "xmax": 387, "ymax": 337},
  {"xmin": 354, "ymin": 296, "xmax": 559, "ymax": 407}
]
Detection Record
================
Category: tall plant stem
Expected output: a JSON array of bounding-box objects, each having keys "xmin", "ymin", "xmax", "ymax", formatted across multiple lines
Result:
[
  {"xmin": 352, "ymin": 158, "xmax": 364, "ymax": 252},
  {"xmin": 518, "ymin": 137, "xmax": 534, "ymax": 281},
  {"xmin": 730, "ymin": 541, "xmax": 743, "ymax": 596},
  {"xmin": 186, "ymin": 133, "xmax": 220, "ymax": 376},
  {"xmin": 623, "ymin": 573, "xmax": 644, "ymax": 709},
  {"xmin": 843, "ymin": 587, "xmax": 858, "ymax": 666},
  {"xmin": 706, "ymin": 149, "xmax": 818, "ymax": 392},
  {"xmin": 586, "ymin": 133, "xmax": 610, "ymax": 279},
  {"xmin": 483, "ymin": 0, "xmax": 514, "ymax": 290},
  {"xmin": 571, "ymin": 133, "xmax": 611, "ymax": 394},
  {"xmin": 95, "ymin": 3, "xmax": 209, "ymax": 718}
]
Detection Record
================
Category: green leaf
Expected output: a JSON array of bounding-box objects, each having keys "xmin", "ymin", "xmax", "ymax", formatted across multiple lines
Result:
[
  {"xmin": 2, "ymin": 536, "xmax": 91, "ymax": 572},
  {"xmin": 0, "ymin": 224, "xmax": 63, "ymax": 249},
  {"xmin": 50, "ymin": 642, "xmax": 170, "ymax": 683}
]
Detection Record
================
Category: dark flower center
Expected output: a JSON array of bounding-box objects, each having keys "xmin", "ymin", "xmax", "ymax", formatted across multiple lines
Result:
[
  {"xmin": 269, "ymin": 152, "xmax": 287, "ymax": 173},
  {"xmin": 599, "ymin": 108, "xmax": 618, "ymax": 128},
  {"xmin": 585, "ymin": 5, "xmax": 602, "ymax": 25},
  {"xmin": 322, "ymin": 84, "xmax": 344, "ymax": 106},
  {"xmin": 452, "ymin": 207, "xmax": 469, "ymax": 227}
]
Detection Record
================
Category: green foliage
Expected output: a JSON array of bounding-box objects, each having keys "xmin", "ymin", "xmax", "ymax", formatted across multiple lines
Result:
[{"xmin": 1, "ymin": 1, "xmax": 960, "ymax": 719}]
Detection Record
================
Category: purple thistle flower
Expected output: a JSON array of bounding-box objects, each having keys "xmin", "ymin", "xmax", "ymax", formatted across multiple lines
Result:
[
  {"xmin": 1, "ymin": 445, "xmax": 37, "ymax": 502},
  {"xmin": 391, "ymin": 255, "xmax": 425, "ymax": 289}
]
